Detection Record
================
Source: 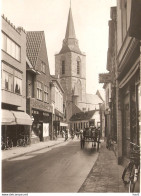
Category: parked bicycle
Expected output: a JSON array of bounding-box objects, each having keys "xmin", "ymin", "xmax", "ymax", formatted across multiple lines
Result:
[
  {"xmin": 1, "ymin": 137, "xmax": 13, "ymax": 150},
  {"xmin": 17, "ymin": 135, "xmax": 30, "ymax": 147},
  {"xmin": 122, "ymin": 142, "xmax": 140, "ymax": 193}
]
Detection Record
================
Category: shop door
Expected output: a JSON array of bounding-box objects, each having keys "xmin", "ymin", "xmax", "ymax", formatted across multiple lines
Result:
[{"xmin": 123, "ymin": 95, "xmax": 130, "ymax": 158}]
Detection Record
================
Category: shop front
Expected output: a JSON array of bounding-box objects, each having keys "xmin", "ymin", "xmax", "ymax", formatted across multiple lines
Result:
[
  {"xmin": 1, "ymin": 109, "xmax": 32, "ymax": 147},
  {"xmin": 119, "ymin": 68, "xmax": 140, "ymax": 160},
  {"xmin": 26, "ymin": 98, "xmax": 53, "ymax": 143},
  {"xmin": 32, "ymin": 110, "xmax": 51, "ymax": 142},
  {"xmin": 53, "ymin": 109, "xmax": 67, "ymax": 139},
  {"xmin": 53, "ymin": 121, "xmax": 68, "ymax": 138}
]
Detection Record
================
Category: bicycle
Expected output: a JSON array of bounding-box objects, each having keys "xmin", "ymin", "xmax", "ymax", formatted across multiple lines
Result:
[
  {"xmin": 122, "ymin": 142, "xmax": 140, "ymax": 193},
  {"xmin": 1, "ymin": 137, "xmax": 13, "ymax": 150},
  {"xmin": 17, "ymin": 135, "xmax": 30, "ymax": 147}
]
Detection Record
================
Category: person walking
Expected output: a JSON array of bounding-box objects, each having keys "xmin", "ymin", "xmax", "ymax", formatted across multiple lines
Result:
[
  {"xmin": 65, "ymin": 129, "xmax": 68, "ymax": 141},
  {"xmin": 80, "ymin": 128, "xmax": 85, "ymax": 149}
]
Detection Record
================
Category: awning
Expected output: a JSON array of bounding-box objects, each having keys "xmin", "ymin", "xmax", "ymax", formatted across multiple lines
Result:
[
  {"xmin": 60, "ymin": 122, "xmax": 68, "ymax": 127},
  {"xmin": 2, "ymin": 109, "xmax": 16, "ymax": 125},
  {"xmin": 12, "ymin": 111, "xmax": 32, "ymax": 125}
]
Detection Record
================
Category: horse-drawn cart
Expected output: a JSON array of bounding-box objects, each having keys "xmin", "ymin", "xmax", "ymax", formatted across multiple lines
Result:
[{"xmin": 80, "ymin": 127, "xmax": 100, "ymax": 150}]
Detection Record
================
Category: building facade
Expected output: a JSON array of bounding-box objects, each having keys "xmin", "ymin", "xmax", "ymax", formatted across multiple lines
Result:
[
  {"xmin": 116, "ymin": 0, "xmax": 141, "ymax": 163},
  {"xmin": 70, "ymin": 110, "xmax": 101, "ymax": 132},
  {"xmin": 26, "ymin": 31, "xmax": 53, "ymax": 143},
  {"xmin": 99, "ymin": 7, "xmax": 117, "ymax": 140},
  {"xmin": 1, "ymin": 15, "xmax": 32, "ymax": 146},
  {"xmin": 50, "ymin": 75, "xmax": 68, "ymax": 138},
  {"xmin": 100, "ymin": 1, "xmax": 141, "ymax": 164}
]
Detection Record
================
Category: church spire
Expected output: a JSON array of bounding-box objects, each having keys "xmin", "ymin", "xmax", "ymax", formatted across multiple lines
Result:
[
  {"xmin": 65, "ymin": 6, "xmax": 76, "ymax": 39},
  {"xmin": 59, "ymin": 2, "xmax": 82, "ymax": 55}
]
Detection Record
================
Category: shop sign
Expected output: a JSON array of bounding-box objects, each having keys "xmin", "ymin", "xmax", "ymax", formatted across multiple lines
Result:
[
  {"xmin": 43, "ymin": 123, "xmax": 49, "ymax": 137},
  {"xmin": 31, "ymin": 98, "xmax": 53, "ymax": 113},
  {"xmin": 99, "ymin": 73, "xmax": 112, "ymax": 83}
]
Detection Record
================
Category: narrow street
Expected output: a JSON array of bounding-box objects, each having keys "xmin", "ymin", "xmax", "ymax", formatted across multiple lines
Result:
[{"xmin": 2, "ymin": 140, "xmax": 99, "ymax": 193}]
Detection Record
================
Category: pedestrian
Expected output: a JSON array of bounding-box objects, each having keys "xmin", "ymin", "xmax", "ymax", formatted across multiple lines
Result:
[
  {"xmin": 80, "ymin": 128, "xmax": 85, "ymax": 149},
  {"xmin": 65, "ymin": 129, "xmax": 68, "ymax": 141},
  {"xmin": 71, "ymin": 128, "xmax": 74, "ymax": 139}
]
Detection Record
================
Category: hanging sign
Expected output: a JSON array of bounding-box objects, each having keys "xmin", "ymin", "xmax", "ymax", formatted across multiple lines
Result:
[{"xmin": 99, "ymin": 73, "xmax": 112, "ymax": 83}]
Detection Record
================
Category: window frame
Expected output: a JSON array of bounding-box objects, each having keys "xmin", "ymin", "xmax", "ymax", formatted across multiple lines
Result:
[
  {"xmin": 41, "ymin": 61, "xmax": 46, "ymax": 73},
  {"xmin": 2, "ymin": 32, "xmax": 21, "ymax": 61},
  {"xmin": 37, "ymin": 81, "xmax": 43, "ymax": 100},
  {"xmin": 62, "ymin": 60, "xmax": 65, "ymax": 74},
  {"xmin": 2, "ymin": 70, "xmax": 13, "ymax": 92},
  {"xmin": 77, "ymin": 61, "xmax": 80, "ymax": 74},
  {"xmin": 14, "ymin": 76, "xmax": 22, "ymax": 95},
  {"xmin": 44, "ymin": 85, "xmax": 48, "ymax": 103}
]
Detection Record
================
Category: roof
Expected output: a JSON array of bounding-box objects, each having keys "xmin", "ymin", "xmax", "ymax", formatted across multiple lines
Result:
[
  {"xmin": 65, "ymin": 7, "xmax": 76, "ymax": 39},
  {"xmin": 96, "ymin": 90, "xmax": 105, "ymax": 102},
  {"xmin": 86, "ymin": 94, "xmax": 103, "ymax": 105},
  {"xmin": 50, "ymin": 75, "xmax": 64, "ymax": 93},
  {"xmin": 26, "ymin": 31, "xmax": 44, "ymax": 67},
  {"xmin": 72, "ymin": 104, "xmax": 82, "ymax": 115},
  {"xmin": 59, "ymin": 8, "xmax": 82, "ymax": 55},
  {"xmin": 70, "ymin": 110, "xmax": 96, "ymax": 121}
]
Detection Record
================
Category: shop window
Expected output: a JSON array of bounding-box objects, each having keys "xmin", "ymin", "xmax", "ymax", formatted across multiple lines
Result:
[
  {"xmin": 14, "ymin": 77, "xmax": 22, "ymax": 95},
  {"xmin": 37, "ymin": 81, "xmax": 42, "ymax": 100}
]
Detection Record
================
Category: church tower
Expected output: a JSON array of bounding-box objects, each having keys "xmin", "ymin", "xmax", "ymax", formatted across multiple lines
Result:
[{"xmin": 55, "ymin": 4, "xmax": 86, "ymax": 122}]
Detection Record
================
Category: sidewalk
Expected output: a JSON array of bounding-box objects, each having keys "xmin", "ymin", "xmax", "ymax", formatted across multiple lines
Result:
[
  {"xmin": 2, "ymin": 137, "xmax": 68, "ymax": 161},
  {"xmin": 78, "ymin": 141, "xmax": 129, "ymax": 193}
]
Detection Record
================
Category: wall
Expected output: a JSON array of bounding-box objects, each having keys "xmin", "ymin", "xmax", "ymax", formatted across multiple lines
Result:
[{"xmin": 1, "ymin": 16, "xmax": 26, "ymax": 111}]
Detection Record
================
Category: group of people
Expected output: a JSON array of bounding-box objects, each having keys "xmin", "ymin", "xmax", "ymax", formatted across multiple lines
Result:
[
  {"xmin": 70, "ymin": 126, "xmax": 101, "ymax": 140},
  {"xmin": 54, "ymin": 126, "xmax": 101, "ymax": 143}
]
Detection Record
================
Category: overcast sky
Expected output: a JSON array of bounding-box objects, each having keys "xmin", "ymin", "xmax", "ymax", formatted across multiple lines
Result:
[{"xmin": 2, "ymin": 0, "xmax": 116, "ymax": 94}]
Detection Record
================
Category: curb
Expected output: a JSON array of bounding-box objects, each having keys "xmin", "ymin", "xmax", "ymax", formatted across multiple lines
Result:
[
  {"xmin": 2, "ymin": 139, "xmax": 71, "ymax": 161},
  {"xmin": 78, "ymin": 146, "xmax": 101, "ymax": 192}
]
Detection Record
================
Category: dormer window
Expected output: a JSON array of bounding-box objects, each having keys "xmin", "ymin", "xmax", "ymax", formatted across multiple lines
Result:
[{"xmin": 62, "ymin": 60, "xmax": 65, "ymax": 74}]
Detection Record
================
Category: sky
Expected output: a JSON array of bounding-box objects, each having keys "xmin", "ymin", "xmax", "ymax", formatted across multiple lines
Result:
[{"xmin": 1, "ymin": 0, "xmax": 116, "ymax": 94}]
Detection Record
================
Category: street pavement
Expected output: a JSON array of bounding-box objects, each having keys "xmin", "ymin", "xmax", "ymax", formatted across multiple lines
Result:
[
  {"xmin": 2, "ymin": 137, "xmax": 69, "ymax": 160},
  {"xmin": 2, "ymin": 136, "xmax": 133, "ymax": 193},
  {"xmin": 78, "ymin": 141, "xmax": 130, "ymax": 193}
]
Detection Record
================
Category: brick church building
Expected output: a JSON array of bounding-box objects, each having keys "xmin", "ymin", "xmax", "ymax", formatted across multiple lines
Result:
[{"xmin": 55, "ymin": 6, "xmax": 103, "ymax": 122}]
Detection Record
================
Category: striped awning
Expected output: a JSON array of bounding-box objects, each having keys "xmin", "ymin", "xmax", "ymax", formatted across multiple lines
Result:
[
  {"xmin": 2, "ymin": 109, "xmax": 16, "ymax": 125},
  {"xmin": 12, "ymin": 111, "xmax": 32, "ymax": 125},
  {"xmin": 1, "ymin": 110, "xmax": 32, "ymax": 126}
]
